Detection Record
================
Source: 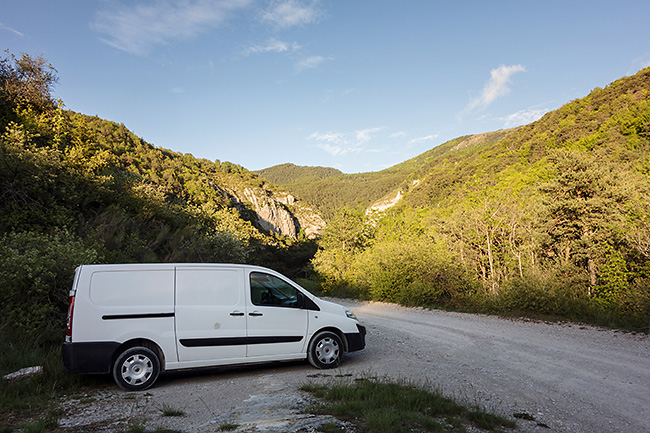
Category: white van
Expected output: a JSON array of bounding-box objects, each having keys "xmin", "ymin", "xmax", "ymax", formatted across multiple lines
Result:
[{"xmin": 62, "ymin": 264, "xmax": 366, "ymax": 391}]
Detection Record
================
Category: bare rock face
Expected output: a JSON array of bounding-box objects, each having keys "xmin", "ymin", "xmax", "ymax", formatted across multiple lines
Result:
[
  {"xmin": 242, "ymin": 188, "xmax": 299, "ymax": 237},
  {"xmin": 223, "ymin": 186, "xmax": 325, "ymax": 239},
  {"xmin": 294, "ymin": 206, "xmax": 326, "ymax": 239},
  {"xmin": 367, "ymin": 190, "xmax": 404, "ymax": 214}
]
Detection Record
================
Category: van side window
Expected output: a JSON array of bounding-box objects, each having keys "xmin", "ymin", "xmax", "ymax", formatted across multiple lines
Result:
[{"xmin": 250, "ymin": 272, "xmax": 299, "ymax": 308}]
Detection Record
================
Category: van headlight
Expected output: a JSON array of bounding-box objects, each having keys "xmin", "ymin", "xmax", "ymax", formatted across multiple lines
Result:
[{"xmin": 345, "ymin": 308, "xmax": 358, "ymax": 321}]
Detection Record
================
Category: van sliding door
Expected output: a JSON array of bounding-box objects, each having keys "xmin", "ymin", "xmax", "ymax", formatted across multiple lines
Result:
[{"xmin": 175, "ymin": 267, "xmax": 247, "ymax": 363}]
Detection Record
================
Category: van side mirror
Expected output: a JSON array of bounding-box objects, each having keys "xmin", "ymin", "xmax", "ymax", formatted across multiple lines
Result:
[
  {"xmin": 298, "ymin": 292, "xmax": 321, "ymax": 311},
  {"xmin": 296, "ymin": 291, "xmax": 305, "ymax": 308}
]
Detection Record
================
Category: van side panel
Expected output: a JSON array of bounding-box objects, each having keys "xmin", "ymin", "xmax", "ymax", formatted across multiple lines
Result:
[
  {"xmin": 89, "ymin": 269, "xmax": 174, "ymax": 308},
  {"xmin": 69, "ymin": 265, "xmax": 177, "ymax": 372}
]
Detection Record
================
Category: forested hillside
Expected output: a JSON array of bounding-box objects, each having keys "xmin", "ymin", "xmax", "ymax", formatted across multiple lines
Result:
[
  {"xmin": 256, "ymin": 163, "xmax": 343, "ymax": 185},
  {"xmin": 0, "ymin": 52, "xmax": 319, "ymax": 341},
  {"xmin": 311, "ymin": 67, "xmax": 650, "ymax": 330},
  {"xmin": 258, "ymin": 130, "xmax": 515, "ymax": 218}
]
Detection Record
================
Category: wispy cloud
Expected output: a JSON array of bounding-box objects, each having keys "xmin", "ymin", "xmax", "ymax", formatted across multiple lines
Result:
[
  {"xmin": 630, "ymin": 53, "xmax": 650, "ymax": 74},
  {"xmin": 92, "ymin": 0, "xmax": 253, "ymax": 55},
  {"xmin": 502, "ymin": 108, "xmax": 547, "ymax": 128},
  {"xmin": 466, "ymin": 64, "xmax": 526, "ymax": 111},
  {"xmin": 309, "ymin": 127, "xmax": 382, "ymax": 156},
  {"xmin": 244, "ymin": 38, "xmax": 300, "ymax": 55},
  {"xmin": 408, "ymin": 134, "xmax": 439, "ymax": 145},
  {"xmin": 260, "ymin": 0, "xmax": 321, "ymax": 28},
  {"xmin": 310, "ymin": 127, "xmax": 441, "ymax": 157},
  {"xmin": 295, "ymin": 55, "xmax": 330, "ymax": 72},
  {"xmin": 0, "ymin": 22, "xmax": 24, "ymax": 36}
]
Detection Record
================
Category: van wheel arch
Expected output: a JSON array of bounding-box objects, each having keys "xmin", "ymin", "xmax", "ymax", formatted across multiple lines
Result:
[
  {"xmin": 113, "ymin": 339, "xmax": 165, "ymax": 370},
  {"xmin": 311, "ymin": 327, "xmax": 348, "ymax": 351},
  {"xmin": 307, "ymin": 328, "xmax": 346, "ymax": 369}
]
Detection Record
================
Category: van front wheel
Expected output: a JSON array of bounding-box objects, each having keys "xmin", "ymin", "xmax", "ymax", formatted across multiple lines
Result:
[
  {"xmin": 113, "ymin": 347, "xmax": 160, "ymax": 391},
  {"xmin": 308, "ymin": 331, "xmax": 343, "ymax": 369}
]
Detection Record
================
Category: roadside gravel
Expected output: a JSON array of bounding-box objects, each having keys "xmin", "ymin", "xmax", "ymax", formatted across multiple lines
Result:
[{"xmin": 58, "ymin": 300, "xmax": 650, "ymax": 432}]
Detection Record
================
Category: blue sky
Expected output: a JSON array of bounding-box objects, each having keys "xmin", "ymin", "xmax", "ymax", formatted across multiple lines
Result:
[{"xmin": 2, "ymin": 1, "xmax": 650, "ymax": 173}]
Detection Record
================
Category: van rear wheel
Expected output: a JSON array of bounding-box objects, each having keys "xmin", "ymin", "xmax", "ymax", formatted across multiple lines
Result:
[
  {"xmin": 113, "ymin": 346, "xmax": 160, "ymax": 391},
  {"xmin": 308, "ymin": 331, "xmax": 343, "ymax": 369}
]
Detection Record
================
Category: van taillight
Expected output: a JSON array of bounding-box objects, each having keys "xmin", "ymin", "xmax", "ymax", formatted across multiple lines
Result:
[{"xmin": 66, "ymin": 296, "xmax": 75, "ymax": 341}]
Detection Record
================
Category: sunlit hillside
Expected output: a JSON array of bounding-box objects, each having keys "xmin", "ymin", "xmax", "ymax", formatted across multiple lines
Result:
[{"xmin": 282, "ymin": 67, "xmax": 650, "ymax": 330}]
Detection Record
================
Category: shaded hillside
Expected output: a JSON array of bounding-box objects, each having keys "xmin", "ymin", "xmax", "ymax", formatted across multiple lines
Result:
[
  {"xmin": 0, "ymin": 53, "xmax": 321, "ymax": 338},
  {"xmin": 313, "ymin": 67, "xmax": 650, "ymax": 329}
]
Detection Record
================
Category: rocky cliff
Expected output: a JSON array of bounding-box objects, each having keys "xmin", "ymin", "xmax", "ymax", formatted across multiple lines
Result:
[{"xmin": 219, "ymin": 185, "xmax": 326, "ymax": 239}]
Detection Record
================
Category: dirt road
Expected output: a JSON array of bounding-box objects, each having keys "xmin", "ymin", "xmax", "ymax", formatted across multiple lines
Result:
[{"xmin": 60, "ymin": 300, "xmax": 650, "ymax": 432}]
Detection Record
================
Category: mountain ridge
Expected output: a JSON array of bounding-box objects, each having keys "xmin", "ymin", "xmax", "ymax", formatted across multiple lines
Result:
[{"xmin": 256, "ymin": 128, "xmax": 519, "ymax": 217}]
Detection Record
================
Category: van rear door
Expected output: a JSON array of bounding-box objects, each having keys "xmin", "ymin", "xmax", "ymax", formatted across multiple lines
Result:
[{"xmin": 175, "ymin": 266, "xmax": 247, "ymax": 362}]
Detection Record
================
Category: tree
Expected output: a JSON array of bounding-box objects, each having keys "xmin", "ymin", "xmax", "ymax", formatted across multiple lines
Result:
[
  {"xmin": 540, "ymin": 150, "xmax": 628, "ymax": 294},
  {"xmin": 0, "ymin": 51, "xmax": 58, "ymax": 115},
  {"xmin": 312, "ymin": 208, "xmax": 373, "ymax": 285}
]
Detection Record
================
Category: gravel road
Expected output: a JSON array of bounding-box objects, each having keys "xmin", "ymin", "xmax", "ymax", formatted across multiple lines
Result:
[{"xmin": 59, "ymin": 300, "xmax": 650, "ymax": 432}]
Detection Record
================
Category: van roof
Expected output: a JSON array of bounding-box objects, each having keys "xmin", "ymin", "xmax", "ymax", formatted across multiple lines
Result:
[{"xmin": 78, "ymin": 263, "xmax": 277, "ymax": 272}]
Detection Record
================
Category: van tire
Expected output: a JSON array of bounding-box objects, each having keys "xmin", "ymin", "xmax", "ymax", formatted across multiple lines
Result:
[
  {"xmin": 308, "ymin": 331, "xmax": 343, "ymax": 369},
  {"xmin": 113, "ymin": 346, "xmax": 160, "ymax": 391}
]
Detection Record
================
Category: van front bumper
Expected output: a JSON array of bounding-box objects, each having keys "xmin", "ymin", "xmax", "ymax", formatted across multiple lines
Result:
[
  {"xmin": 62, "ymin": 341, "xmax": 121, "ymax": 374},
  {"xmin": 345, "ymin": 324, "xmax": 366, "ymax": 352}
]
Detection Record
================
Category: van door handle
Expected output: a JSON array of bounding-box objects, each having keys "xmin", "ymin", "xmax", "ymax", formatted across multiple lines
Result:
[
  {"xmin": 249, "ymin": 311, "xmax": 263, "ymax": 317},
  {"xmin": 230, "ymin": 311, "xmax": 245, "ymax": 316}
]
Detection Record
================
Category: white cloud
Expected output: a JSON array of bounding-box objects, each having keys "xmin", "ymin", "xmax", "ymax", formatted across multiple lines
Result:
[
  {"xmin": 309, "ymin": 127, "xmax": 382, "ymax": 156},
  {"xmin": 409, "ymin": 134, "xmax": 439, "ymax": 144},
  {"xmin": 92, "ymin": 0, "xmax": 252, "ymax": 55},
  {"xmin": 295, "ymin": 55, "xmax": 330, "ymax": 71},
  {"xmin": 356, "ymin": 127, "xmax": 382, "ymax": 144},
  {"xmin": 171, "ymin": 87, "xmax": 185, "ymax": 94},
  {"xmin": 0, "ymin": 22, "xmax": 24, "ymax": 36},
  {"xmin": 260, "ymin": 0, "xmax": 321, "ymax": 28},
  {"xmin": 467, "ymin": 64, "xmax": 526, "ymax": 111},
  {"xmin": 630, "ymin": 53, "xmax": 650, "ymax": 74},
  {"xmin": 244, "ymin": 38, "xmax": 300, "ymax": 55},
  {"xmin": 502, "ymin": 108, "xmax": 547, "ymax": 127}
]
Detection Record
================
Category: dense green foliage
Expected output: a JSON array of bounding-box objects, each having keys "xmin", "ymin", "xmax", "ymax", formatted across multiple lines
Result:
[
  {"xmin": 256, "ymin": 163, "xmax": 343, "ymax": 185},
  {"xmin": 0, "ymin": 52, "xmax": 314, "ymax": 344},
  {"xmin": 312, "ymin": 68, "xmax": 650, "ymax": 330}
]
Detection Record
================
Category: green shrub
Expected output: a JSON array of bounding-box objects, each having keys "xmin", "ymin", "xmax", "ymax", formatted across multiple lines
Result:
[
  {"xmin": 0, "ymin": 229, "xmax": 99, "ymax": 342},
  {"xmin": 349, "ymin": 239, "xmax": 472, "ymax": 307},
  {"xmin": 498, "ymin": 277, "xmax": 559, "ymax": 315}
]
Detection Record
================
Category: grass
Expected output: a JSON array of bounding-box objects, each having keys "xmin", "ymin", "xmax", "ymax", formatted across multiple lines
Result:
[
  {"xmin": 216, "ymin": 421, "xmax": 240, "ymax": 431},
  {"xmin": 158, "ymin": 403, "xmax": 185, "ymax": 417},
  {"xmin": 301, "ymin": 376, "xmax": 515, "ymax": 433},
  {"xmin": 0, "ymin": 327, "xmax": 111, "ymax": 431}
]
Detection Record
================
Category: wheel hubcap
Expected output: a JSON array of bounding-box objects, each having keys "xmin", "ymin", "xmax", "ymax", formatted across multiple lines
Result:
[
  {"xmin": 121, "ymin": 354, "xmax": 153, "ymax": 385},
  {"xmin": 315, "ymin": 337, "xmax": 339, "ymax": 364}
]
